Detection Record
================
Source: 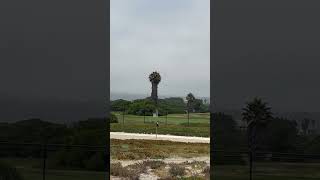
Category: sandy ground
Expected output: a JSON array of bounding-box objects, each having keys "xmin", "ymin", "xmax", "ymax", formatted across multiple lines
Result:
[
  {"xmin": 111, "ymin": 156, "xmax": 210, "ymax": 167},
  {"xmin": 110, "ymin": 156, "xmax": 210, "ymax": 180},
  {"xmin": 110, "ymin": 132, "xmax": 210, "ymax": 143}
]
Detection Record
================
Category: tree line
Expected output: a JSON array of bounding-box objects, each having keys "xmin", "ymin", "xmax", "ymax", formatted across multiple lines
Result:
[
  {"xmin": 111, "ymin": 95, "xmax": 209, "ymax": 116},
  {"xmin": 213, "ymin": 97, "xmax": 320, "ymax": 165},
  {"xmin": 0, "ymin": 118, "xmax": 108, "ymax": 172}
]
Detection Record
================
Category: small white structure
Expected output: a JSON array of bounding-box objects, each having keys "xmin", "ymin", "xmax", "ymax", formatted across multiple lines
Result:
[{"xmin": 153, "ymin": 109, "xmax": 159, "ymax": 117}]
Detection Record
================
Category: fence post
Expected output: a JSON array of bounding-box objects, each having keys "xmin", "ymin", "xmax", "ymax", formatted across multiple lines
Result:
[
  {"xmin": 249, "ymin": 149, "xmax": 253, "ymax": 180},
  {"xmin": 144, "ymin": 111, "xmax": 146, "ymax": 124},
  {"xmin": 122, "ymin": 107, "xmax": 125, "ymax": 130},
  {"xmin": 156, "ymin": 121, "xmax": 158, "ymax": 139},
  {"xmin": 42, "ymin": 142, "xmax": 47, "ymax": 180},
  {"xmin": 188, "ymin": 110, "xmax": 190, "ymax": 127},
  {"xmin": 248, "ymin": 126, "xmax": 255, "ymax": 180},
  {"xmin": 166, "ymin": 111, "xmax": 168, "ymax": 126}
]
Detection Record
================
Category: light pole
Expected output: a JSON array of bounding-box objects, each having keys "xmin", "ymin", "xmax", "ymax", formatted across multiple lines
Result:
[
  {"xmin": 156, "ymin": 121, "xmax": 159, "ymax": 139},
  {"xmin": 187, "ymin": 109, "xmax": 190, "ymax": 127}
]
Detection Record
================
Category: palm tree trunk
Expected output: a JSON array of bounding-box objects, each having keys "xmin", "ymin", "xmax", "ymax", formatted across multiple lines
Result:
[
  {"xmin": 151, "ymin": 82, "xmax": 158, "ymax": 117},
  {"xmin": 248, "ymin": 125, "xmax": 257, "ymax": 180}
]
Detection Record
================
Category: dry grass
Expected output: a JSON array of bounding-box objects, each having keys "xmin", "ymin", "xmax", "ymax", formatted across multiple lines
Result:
[
  {"xmin": 143, "ymin": 160, "xmax": 166, "ymax": 169},
  {"xmin": 110, "ymin": 162, "xmax": 145, "ymax": 180},
  {"xmin": 169, "ymin": 163, "xmax": 186, "ymax": 177},
  {"xmin": 111, "ymin": 160, "xmax": 210, "ymax": 180},
  {"xmin": 182, "ymin": 161, "xmax": 207, "ymax": 167},
  {"xmin": 202, "ymin": 166, "xmax": 210, "ymax": 179},
  {"xmin": 111, "ymin": 139, "xmax": 209, "ymax": 160}
]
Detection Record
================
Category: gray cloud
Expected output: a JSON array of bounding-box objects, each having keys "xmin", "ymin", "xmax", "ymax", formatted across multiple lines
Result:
[
  {"xmin": 0, "ymin": 0, "xmax": 107, "ymax": 121},
  {"xmin": 111, "ymin": 0, "xmax": 210, "ymax": 98},
  {"xmin": 213, "ymin": 0, "xmax": 320, "ymax": 112}
]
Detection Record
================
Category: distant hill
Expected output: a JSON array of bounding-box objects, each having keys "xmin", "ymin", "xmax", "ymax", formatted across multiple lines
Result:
[
  {"xmin": 111, "ymin": 92, "xmax": 209, "ymax": 102},
  {"xmin": 110, "ymin": 92, "xmax": 148, "ymax": 101}
]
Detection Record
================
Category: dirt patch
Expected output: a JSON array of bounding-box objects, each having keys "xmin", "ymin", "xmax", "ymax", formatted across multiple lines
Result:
[
  {"xmin": 110, "ymin": 157, "xmax": 210, "ymax": 180},
  {"xmin": 111, "ymin": 156, "xmax": 209, "ymax": 167}
]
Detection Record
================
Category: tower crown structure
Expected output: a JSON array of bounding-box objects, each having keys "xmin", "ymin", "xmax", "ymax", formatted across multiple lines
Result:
[{"xmin": 149, "ymin": 71, "xmax": 161, "ymax": 104}]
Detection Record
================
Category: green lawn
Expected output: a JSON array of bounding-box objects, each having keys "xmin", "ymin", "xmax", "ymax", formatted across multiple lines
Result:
[
  {"xmin": 13, "ymin": 169, "xmax": 106, "ymax": 180},
  {"xmin": 1, "ymin": 158, "xmax": 106, "ymax": 180},
  {"xmin": 213, "ymin": 162, "xmax": 320, "ymax": 180},
  {"xmin": 110, "ymin": 112, "xmax": 210, "ymax": 137},
  {"xmin": 18, "ymin": 169, "xmax": 106, "ymax": 180}
]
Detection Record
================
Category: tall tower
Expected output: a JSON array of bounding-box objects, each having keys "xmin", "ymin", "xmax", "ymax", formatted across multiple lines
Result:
[{"xmin": 149, "ymin": 71, "xmax": 161, "ymax": 116}]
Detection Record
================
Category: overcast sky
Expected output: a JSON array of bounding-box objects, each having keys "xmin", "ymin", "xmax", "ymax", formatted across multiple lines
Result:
[
  {"xmin": 213, "ymin": 0, "xmax": 320, "ymax": 112},
  {"xmin": 111, "ymin": 0, "xmax": 210, "ymax": 98},
  {"xmin": 0, "ymin": 0, "xmax": 107, "ymax": 121}
]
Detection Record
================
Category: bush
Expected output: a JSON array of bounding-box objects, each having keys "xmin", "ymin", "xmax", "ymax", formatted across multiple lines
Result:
[
  {"xmin": 110, "ymin": 162, "xmax": 142, "ymax": 180},
  {"xmin": 212, "ymin": 113, "xmax": 246, "ymax": 165},
  {"xmin": 212, "ymin": 151, "xmax": 246, "ymax": 165},
  {"xmin": 84, "ymin": 152, "xmax": 106, "ymax": 171},
  {"xmin": 158, "ymin": 98, "xmax": 186, "ymax": 114},
  {"xmin": 125, "ymin": 97, "xmax": 194, "ymax": 116},
  {"xmin": 127, "ymin": 162, "xmax": 148, "ymax": 174},
  {"xmin": 143, "ymin": 160, "xmax": 165, "ymax": 169},
  {"xmin": 111, "ymin": 99, "xmax": 132, "ymax": 111},
  {"xmin": 203, "ymin": 166, "xmax": 210, "ymax": 179},
  {"xmin": 0, "ymin": 161, "xmax": 24, "ymax": 180},
  {"xmin": 110, "ymin": 114, "xmax": 118, "ymax": 123},
  {"xmin": 50, "ymin": 150, "xmax": 107, "ymax": 171},
  {"xmin": 169, "ymin": 163, "xmax": 186, "ymax": 177},
  {"xmin": 127, "ymin": 99, "xmax": 156, "ymax": 116},
  {"xmin": 182, "ymin": 161, "xmax": 207, "ymax": 168},
  {"xmin": 110, "ymin": 163, "xmax": 135, "ymax": 178}
]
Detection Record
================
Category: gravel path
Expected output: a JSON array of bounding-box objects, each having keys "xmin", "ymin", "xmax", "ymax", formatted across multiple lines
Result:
[{"xmin": 110, "ymin": 132, "xmax": 210, "ymax": 143}]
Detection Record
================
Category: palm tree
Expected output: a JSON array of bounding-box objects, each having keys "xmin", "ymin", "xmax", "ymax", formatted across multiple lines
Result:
[
  {"xmin": 242, "ymin": 97, "xmax": 272, "ymax": 180},
  {"xmin": 149, "ymin": 71, "xmax": 161, "ymax": 116},
  {"xmin": 186, "ymin": 93, "xmax": 196, "ymax": 126}
]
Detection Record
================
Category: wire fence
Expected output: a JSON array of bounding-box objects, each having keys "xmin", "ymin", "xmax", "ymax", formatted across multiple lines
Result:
[
  {"xmin": 2, "ymin": 141, "xmax": 320, "ymax": 180},
  {"xmin": 212, "ymin": 149, "xmax": 320, "ymax": 180},
  {"xmin": 111, "ymin": 111, "xmax": 210, "ymax": 137},
  {"xmin": 0, "ymin": 142, "xmax": 108, "ymax": 180}
]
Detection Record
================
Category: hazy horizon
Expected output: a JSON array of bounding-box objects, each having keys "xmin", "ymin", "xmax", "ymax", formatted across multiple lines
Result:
[{"xmin": 110, "ymin": 91, "xmax": 210, "ymax": 101}]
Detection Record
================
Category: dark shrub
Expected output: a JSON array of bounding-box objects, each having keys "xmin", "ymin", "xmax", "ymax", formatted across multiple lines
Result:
[
  {"xmin": 169, "ymin": 163, "xmax": 185, "ymax": 177},
  {"xmin": 110, "ymin": 114, "xmax": 118, "ymax": 123},
  {"xmin": 143, "ymin": 160, "xmax": 165, "ymax": 169},
  {"xmin": 84, "ymin": 152, "xmax": 106, "ymax": 171},
  {"xmin": 111, "ymin": 99, "xmax": 132, "ymax": 111},
  {"xmin": 110, "ymin": 163, "xmax": 141, "ymax": 180},
  {"xmin": 0, "ymin": 161, "xmax": 24, "ymax": 180},
  {"xmin": 203, "ymin": 166, "xmax": 210, "ymax": 179}
]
